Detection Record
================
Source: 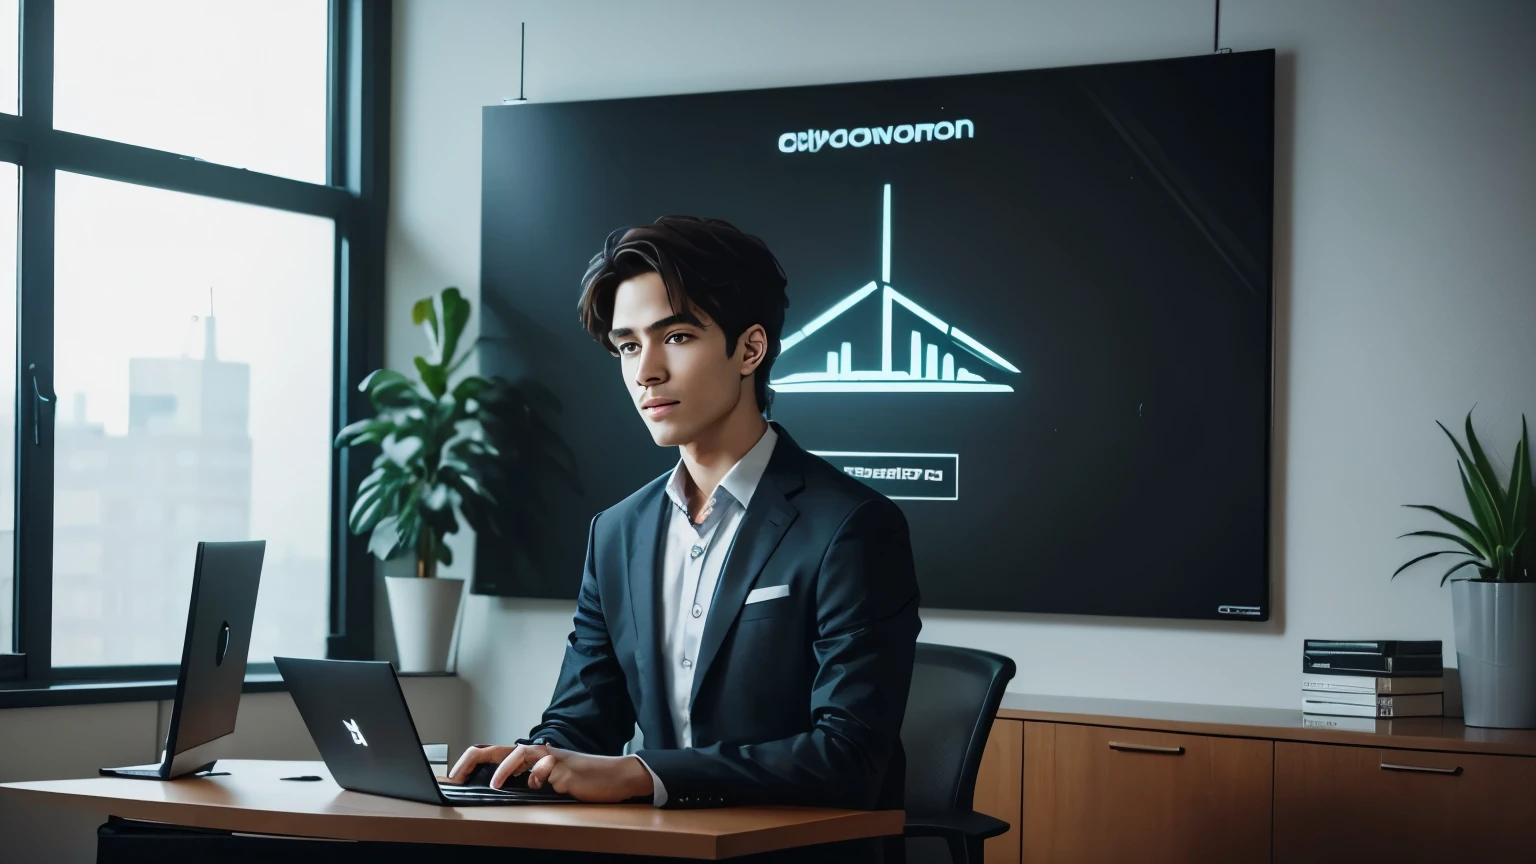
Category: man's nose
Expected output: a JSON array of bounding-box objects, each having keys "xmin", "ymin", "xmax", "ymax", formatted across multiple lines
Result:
[{"xmin": 635, "ymin": 343, "xmax": 667, "ymax": 387}]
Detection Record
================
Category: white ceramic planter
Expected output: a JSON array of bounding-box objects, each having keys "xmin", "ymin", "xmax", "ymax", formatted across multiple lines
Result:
[
  {"xmin": 385, "ymin": 575, "xmax": 464, "ymax": 674},
  {"xmin": 1452, "ymin": 580, "xmax": 1536, "ymax": 728}
]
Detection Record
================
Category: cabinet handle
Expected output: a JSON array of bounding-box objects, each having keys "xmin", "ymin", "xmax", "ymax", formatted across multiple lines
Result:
[
  {"xmin": 1108, "ymin": 741, "xmax": 1185, "ymax": 755},
  {"xmin": 1380, "ymin": 761, "xmax": 1462, "ymax": 776}
]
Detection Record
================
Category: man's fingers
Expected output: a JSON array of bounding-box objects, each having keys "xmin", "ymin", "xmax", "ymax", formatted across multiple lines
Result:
[
  {"xmin": 527, "ymin": 753, "xmax": 559, "ymax": 790},
  {"xmin": 544, "ymin": 761, "xmax": 572, "ymax": 795},
  {"xmin": 491, "ymin": 744, "xmax": 546, "ymax": 789},
  {"xmin": 448, "ymin": 745, "xmax": 507, "ymax": 783}
]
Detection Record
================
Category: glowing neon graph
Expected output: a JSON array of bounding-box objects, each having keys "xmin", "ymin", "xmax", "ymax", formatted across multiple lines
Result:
[{"xmin": 770, "ymin": 184, "xmax": 1020, "ymax": 394}]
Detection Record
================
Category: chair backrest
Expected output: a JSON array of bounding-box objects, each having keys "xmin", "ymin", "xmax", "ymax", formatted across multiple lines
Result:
[{"xmin": 900, "ymin": 642, "xmax": 1017, "ymax": 813}]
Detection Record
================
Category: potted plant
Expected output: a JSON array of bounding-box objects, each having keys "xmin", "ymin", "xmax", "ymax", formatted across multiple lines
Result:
[
  {"xmin": 1395, "ymin": 411, "xmax": 1535, "ymax": 728},
  {"xmin": 336, "ymin": 287, "xmax": 575, "ymax": 672}
]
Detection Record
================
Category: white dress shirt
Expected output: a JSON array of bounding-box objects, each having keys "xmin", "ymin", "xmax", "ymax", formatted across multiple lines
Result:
[{"xmin": 633, "ymin": 424, "xmax": 778, "ymax": 807}]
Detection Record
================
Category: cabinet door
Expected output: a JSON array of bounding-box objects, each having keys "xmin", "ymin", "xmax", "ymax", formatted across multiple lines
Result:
[
  {"xmin": 1274, "ymin": 741, "xmax": 1536, "ymax": 863},
  {"xmin": 1022, "ymin": 721, "xmax": 1272, "ymax": 863},
  {"xmin": 973, "ymin": 718, "xmax": 1023, "ymax": 864}
]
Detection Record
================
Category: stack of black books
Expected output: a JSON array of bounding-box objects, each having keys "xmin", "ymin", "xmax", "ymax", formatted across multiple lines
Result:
[{"xmin": 1301, "ymin": 639, "xmax": 1444, "ymax": 730}]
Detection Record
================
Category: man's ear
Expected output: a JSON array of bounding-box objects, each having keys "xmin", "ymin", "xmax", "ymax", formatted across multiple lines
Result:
[{"xmin": 736, "ymin": 324, "xmax": 768, "ymax": 377}]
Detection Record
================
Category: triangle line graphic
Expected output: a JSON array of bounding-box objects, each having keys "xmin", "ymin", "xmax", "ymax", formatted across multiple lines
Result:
[{"xmin": 771, "ymin": 184, "xmax": 1019, "ymax": 394}]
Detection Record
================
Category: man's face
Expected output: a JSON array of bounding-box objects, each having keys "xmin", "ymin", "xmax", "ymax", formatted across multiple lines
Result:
[{"xmin": 608, "ymin": 271, "xmax": 758, "ymax": 447}]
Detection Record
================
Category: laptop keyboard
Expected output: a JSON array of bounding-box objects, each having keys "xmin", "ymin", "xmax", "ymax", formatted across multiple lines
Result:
[{"xmin": 439, "ymin": 783, "xmax": 572, "ymax": 802}]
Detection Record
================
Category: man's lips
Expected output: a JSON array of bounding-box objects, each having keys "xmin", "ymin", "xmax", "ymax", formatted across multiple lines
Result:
[{"xmin": 641, "ymin": 398, "xmax": 679, "ymax": 417}]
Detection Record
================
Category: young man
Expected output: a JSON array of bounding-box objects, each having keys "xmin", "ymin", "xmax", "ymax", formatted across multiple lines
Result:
[{"xmin": 450, "ymin": 216, "xmax": 921, "ymax": 858}]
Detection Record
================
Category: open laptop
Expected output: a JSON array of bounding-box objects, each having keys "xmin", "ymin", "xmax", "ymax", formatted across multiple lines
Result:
[
  {"xmin": 101, "ymin": 540, "xmax": 267, "ymax": 780},
  {"xmin": 275, "ymin": 657, "xmax": 578, "ymax": 805}
]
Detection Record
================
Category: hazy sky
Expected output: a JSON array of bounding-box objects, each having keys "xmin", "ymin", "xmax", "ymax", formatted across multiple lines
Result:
[
  {"xmin": 4, "ymin": 1, "xmax": 333, "ymax": 555},
  {"xmin": 51, "ymin": 1, "xmax": 332, "ymax": 561}
]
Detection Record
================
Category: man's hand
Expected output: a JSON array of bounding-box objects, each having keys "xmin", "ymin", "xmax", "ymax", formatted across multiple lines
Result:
[{"xmin": 447, "ymin": 742, "xmax": 655, "ymax": 804}]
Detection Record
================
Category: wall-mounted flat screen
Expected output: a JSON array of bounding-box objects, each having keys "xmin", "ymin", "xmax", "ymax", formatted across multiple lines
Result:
[{"xmin": 477, "ymin": 49, "xmax": 1274, "ymax": 621}]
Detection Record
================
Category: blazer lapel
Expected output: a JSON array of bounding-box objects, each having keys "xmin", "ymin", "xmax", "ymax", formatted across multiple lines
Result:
[
  {"xmin": 626, "ymin": 486, "xmax": 673, "ymax": 747},
  {"xmin": 688, "ymin": 433, "xmax": 805, "ymax": 709}
]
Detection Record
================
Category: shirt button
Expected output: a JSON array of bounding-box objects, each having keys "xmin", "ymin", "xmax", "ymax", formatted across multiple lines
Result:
[
  {"xmin": 692, "ymin": 604, "xmax": 702, "ymax": 618},
  {"xmin": 682, "ymin": 658, "xmax": 692, "ymax": 669}
]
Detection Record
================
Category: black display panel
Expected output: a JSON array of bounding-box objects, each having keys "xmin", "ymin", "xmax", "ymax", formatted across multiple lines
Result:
[{"xmin": 477, "ymin": 50, "xmax": 1274, "ymax": 621}]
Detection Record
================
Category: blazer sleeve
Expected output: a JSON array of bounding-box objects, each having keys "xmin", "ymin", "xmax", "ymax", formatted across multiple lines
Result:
[
  {"xmin": 526, "ymin": 513, "xmax": 637, "ymax": 756},
  {"xmin": 634, "ymin": 496, "xmax": 922, "ymax": 809}
]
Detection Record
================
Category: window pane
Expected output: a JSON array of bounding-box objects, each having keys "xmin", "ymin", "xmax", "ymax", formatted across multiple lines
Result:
[
  {"xmin": 53, "ymin": 173, "xmax": 334, "ymax": 666},
  {"xmin": 54, "ymin": 0, "xmax": 328, "ymax": 183},
  {"xmin": 0, "ymin": 0, "xmax": 16, "ymax": 115},
  {"xmin": 0, "ymin": 165, "xmax": 14, "ymax": 650}
]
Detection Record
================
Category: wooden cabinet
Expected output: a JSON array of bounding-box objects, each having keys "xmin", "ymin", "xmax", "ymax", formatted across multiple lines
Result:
[
  {"xmin": 973, "ymin": 695, "xmax": 1536, "ymax": 864},
  {"xmin": 972, "ymin": 718, "xmax": 1023, "ymax": 864},
  {"xmin": 1020, "ymin": 721, "xmax": 1273, "ymax": 863},
  {"xmin": 1274, "ymin": 741, "xmax": 1536, "ymax": 863}
]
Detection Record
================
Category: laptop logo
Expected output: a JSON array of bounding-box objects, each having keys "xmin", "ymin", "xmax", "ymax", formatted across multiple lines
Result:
[{"xmin": 343, "ymin": 719, "xmax": 368, "ymax": 746}]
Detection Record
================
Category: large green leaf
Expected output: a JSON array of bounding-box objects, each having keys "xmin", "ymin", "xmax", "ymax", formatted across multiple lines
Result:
[
  {"xmin": 1397, "ymin": 529, "xmax": 1488, "ymax": 561},
  {"xmin": 447, "ymin": 337, "xmax": 478, "ymax": 377},
  {"xmin": 443, "ymin": 465, "xmax": 495, "ymax": 506},
  {"xmin": 358, "ymin": 368, "xmax": 407, "ymax": 393},
  {"xmin": 452, "ymin": 375, "xmax": 493, "ymax": 405},
  {"xmin": 1439, "ymin": 420, "xmax": 1507, "ymax": 544},
  {"xmin": 1392, "ymin": 548, "xmax": 1473, "ymax": 579},
  {"xmin": 1464, "ymin": 412, "xmax": 1508, "ymax": 514},
  {"xmin": 357, "ymin": 463, "xmax": 402, "ymax": 496},
  {"xmin": 349, "ymin": 480, "xmax": 400, "ymax": 536},
  {"xmin": 367, "ymin": 515, "xmax": 402, "ymax": 559},
  {"xmin": 415, "ymin": 355, "xmax": 448, "ymax": 399},
  {"xmin": 420, "ymin": 492, "xmax": 460, "ymax": 539},
  {"xmin": 412, "ymin": 295, "xmax": 440, "ymax": 354},
  {"xmin": 335, "ymin": 417, "xmax": 396, "ymax": 448},
  {"xmin": 1398, "ymin": 516, "xmax": 1491, "ymax": 560},
  {"xmin": 361, "ymin": 370, "xmax": 428, "ymax": 411},
  {"xmin": 438, "ymin": 287, "xmax": 471, "ymax": 371},
  {"xmin": 1508, "ymin": 438, "xmax": 1529, "ymax": 553},
  {"xmin": 1458, "ymin": 463, "xmax": 1505, "ymax": 544},
  {"xmin": 1441, "ymin": 557, "xmax": 1483, "ymax": 586}
]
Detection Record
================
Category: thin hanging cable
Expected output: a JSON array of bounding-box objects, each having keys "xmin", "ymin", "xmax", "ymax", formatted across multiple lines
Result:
[
  {"xmin": 519, "ymin": 22, "xmax": 526, "ymax": 100},
  {"xmin": 1213, "ymin": 0, "xmax": 1221, "ymax": 53}
]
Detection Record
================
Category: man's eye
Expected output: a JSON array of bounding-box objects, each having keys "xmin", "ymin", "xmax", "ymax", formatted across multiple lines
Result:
[
  {"xmin": 617, "ymin": 342, "xmax": 638, "ymax": 355},
  {"xmin": 665, "ymin": 333, "xmax": 690, "ymax": 344}
]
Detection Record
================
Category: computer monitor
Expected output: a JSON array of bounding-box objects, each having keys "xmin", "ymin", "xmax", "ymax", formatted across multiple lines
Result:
[{"xmin": 100, "ymin": 540, "xmax": 266, "ymax": 780}]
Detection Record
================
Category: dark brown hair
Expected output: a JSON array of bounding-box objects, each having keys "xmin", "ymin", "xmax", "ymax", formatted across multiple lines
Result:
[{"xmin": 577, "ymin": 216, "xmax": 789, "ymax": 414}]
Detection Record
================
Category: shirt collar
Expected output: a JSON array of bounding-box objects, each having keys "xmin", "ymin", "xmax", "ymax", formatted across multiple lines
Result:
[{"xmin": 663, "ymin": 424, "xmax": 779, "ymax": 515}]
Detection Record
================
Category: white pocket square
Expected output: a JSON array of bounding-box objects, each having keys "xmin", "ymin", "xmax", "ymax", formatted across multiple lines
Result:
[{"xmin": 745, "ymin": 584, "xmax": 790, "ymax": 605}]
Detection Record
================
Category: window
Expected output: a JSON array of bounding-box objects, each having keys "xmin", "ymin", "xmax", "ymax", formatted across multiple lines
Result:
[
  {"xmin": 0, "ymin": 165, "xmax": 15, "ymax": 651},
  {"xmin": 52, "ymin": 175, "xmax": 335, "ymax": 666},
  {"xmin": 53, "ymin": 0, "xmax": 329, "ymax": 183},
  {"xmin": 2, "ymin": 2, "xmax": 389, "ymax": 693},
  {"xmin": 0, "ymin": 0, "xmax": 16, "ymax": 115}
]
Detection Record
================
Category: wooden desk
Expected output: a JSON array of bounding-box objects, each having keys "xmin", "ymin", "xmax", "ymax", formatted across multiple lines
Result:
[{"xmin": 0, "ymin": 759, "xmax": 902, "ymax": 860}]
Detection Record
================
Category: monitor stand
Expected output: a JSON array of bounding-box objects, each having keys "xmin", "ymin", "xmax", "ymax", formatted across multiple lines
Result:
[{"xmin": 100, "ymin": 732, "xmax": 230, "ymax": 780}]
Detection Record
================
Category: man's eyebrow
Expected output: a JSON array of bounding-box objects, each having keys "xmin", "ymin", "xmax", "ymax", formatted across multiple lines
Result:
[{"xmin": 609, "ymin": 312, "xmax": 704, "ymax": 340}]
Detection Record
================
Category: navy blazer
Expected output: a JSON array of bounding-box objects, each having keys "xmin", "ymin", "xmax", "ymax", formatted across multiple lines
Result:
[{"xmin": 529, "ymin": 423, "xmax": 922, "ymax": 811}]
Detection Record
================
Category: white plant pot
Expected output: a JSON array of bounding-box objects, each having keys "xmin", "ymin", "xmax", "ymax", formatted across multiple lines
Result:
[
  {"xmin": 386, "ymin": 575, "xmax": 464, "ymax": 674},
  {"xmin": 1452, "ymin": 580, "xmax": 1536, "ymax": 728}
]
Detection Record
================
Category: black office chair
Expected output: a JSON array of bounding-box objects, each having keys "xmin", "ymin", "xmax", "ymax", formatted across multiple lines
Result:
[{"xmin": 900, "ymin": 642, "xmax": 1017, "ymax": 864}]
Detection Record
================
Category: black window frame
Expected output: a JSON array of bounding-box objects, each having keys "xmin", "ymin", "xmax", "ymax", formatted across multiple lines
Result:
[{"xmin": 1, "ymin": 0, "xmax": 388, "ymax": 702}]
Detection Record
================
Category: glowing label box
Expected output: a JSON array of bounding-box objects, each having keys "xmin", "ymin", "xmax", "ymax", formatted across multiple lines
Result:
[{"xmin": 810, "ymin": 451, "xmax": 959, "ymax": 501}]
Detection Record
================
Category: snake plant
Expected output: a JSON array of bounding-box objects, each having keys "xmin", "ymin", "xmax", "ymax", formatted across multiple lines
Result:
[{"xmin": 1395, "ymin": 411, "xmax": 1533, "ymax": 584}]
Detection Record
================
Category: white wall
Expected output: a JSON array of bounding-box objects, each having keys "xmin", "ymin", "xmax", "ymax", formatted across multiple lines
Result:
[
  {"xmin": 0, "ymin": 677, "xmax": 465, "ymax": 863},
  {"xmin": 387, "ymin": 0, "xmax": 1536, "ymax": 746}
]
